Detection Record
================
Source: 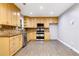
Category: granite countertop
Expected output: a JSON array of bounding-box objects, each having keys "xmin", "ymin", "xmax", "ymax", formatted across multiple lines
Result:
[{"xmin": 0, "ymin": 30, "xmax": 21, "ymax": 37}]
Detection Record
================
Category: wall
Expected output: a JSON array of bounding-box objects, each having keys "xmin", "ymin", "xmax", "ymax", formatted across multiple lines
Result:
[
  {"xmin": 58, "ymin": 4, "xmax": 79, "ymax": 53},
  {"xmin": 49, "ymin": 24, "xmax": 58, "ymax": 40}
]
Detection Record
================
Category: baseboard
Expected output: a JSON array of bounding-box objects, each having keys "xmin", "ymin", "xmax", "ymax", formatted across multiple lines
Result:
[
  {"xmin": 58, "ymin": 39, "xmax": 79, "ymax": 54},
  {"xmin": 50, "ymin": 39, "xmax": 57, "ymax": 40}
]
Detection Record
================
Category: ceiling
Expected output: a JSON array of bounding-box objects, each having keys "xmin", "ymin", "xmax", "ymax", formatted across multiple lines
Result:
[{"xmin": 15, "ymin": 3, "xmax": 74, "ymax": 17}]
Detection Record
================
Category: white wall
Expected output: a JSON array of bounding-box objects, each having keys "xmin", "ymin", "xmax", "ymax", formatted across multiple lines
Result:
[
  {"xmin": 49, "ymin": 24, "xmax": 58, "ymax": 40},
  {"xmin": 58, "ymin": 4, "xmax": 79, "ymax": 53}
]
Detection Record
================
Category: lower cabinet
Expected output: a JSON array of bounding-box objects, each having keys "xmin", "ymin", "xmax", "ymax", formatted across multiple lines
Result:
[
  {"xmin": 9, "ymin": 37, "xmax": 15, "ymax": 56},
  {"xmin": 19, "ymin": 35, "xmax": 23, "ymax": 48},
  {"xmin": 44, "ymin": 31, "xmax": 50, "ymax": 40},
  {"xmin": 26, "ymin": 29, "xmax": 50, "ymax": 41},
  {"xmin": 0, "ymin": 34, "xmax": 23, "ymax": 56},
  {"xmin": 0, "ymin": 37, "xmax": 9, "ymax": 56},
  {"xmin": 26, "ymin": 29, "xmax": 36, "ymax": 41},
  {"xmin": 44, "ymin": 29, "xmax": 50, "ymax": 40}
]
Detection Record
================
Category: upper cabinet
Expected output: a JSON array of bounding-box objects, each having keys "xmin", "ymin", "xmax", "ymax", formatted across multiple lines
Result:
[
  {"xmin": 0, "ymin": 3, "xmax": 20, "ymax": 27},
  {"xmin": 24, "ymin": 17, "xmax": 58, "ymax": 28}
]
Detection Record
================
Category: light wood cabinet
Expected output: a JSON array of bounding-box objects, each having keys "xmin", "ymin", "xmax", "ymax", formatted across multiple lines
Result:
[
  {"xmin": 53, "ymin": 18, "xmax": 58, "ymax": 23},
  {"xmin": 0, "ymin": 4, "xmax": 8, "ymax": 25},
  {"xmin": 0, "ymin": 34, "xmax": 23, "ymax": 56},
  {"xmin": 24, "ymin": 17, "xmax": 58, "ymax": 28},
  {"xmin": 13, "ymin": 36, "xmax": 19, "ymax": 53},
  {"xmin": 19, "ymin": 35, "xmax": 23, "ymax": 48},
  {"xmin": 10, "ymin": 35, "xmax": 23, "ymax": 56},
  {"xmin": 7, "ymin": 4, "xmax": 12, "ymax": 25},
  {"xmin": 26, "ymin": 29, "xmax": 36, "ymax": 41},
  {"xmin": 10, "ymin": 37, "xmax": 15, "ymax": 56},
  {"xmin": 0, "ymin": 3, "xmax": 20, "ymax": 27},
  {"xmin": 24, "ymin": 17, "xmax": 58, "ymax": 41},
  {"xmin": 0, "ymin": 37, "xmax": 9, "ymax": 56},
  {"xmin": 26, "ymin": 28, "xmax": 50, "ymax": 41},
  {"xmin": 11, "ymin": 4, "xmax": 17, "ymax": 26},
  {"xmin": 44, "ymin": 29, "xmax": 50, "ymax": 40},
  {"xmin": 15, "ymin": 6, "xmax": 20, "ymax": 27},
  {"xmin": 24, "ymin": 18, "xmax": 30, "ymax": 28},
  {"xmin": 11, "ymin": 4, "xmax": 20, "ymax": 26}
]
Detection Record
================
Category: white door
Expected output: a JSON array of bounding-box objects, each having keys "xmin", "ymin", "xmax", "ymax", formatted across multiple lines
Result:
[{"xmin": 49, "ymin": 24, "xmax": 58, "ymax": 40}]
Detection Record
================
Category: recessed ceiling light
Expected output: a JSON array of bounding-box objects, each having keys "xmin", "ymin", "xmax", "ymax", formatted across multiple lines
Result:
[
  {"xmin": 40, "ymin": 6, "xmax": 44, "ymax": 10},
  {"xmin": 30, "ymin": 12, "xmax": 33, "ymax": 15},
  {"xmin": 50, "ymin": 12, "xmax": 54, "ymax": 15}
]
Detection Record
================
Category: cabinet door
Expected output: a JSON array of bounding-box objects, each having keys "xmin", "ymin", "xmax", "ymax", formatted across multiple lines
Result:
[
  {"xmin": 11, "ymin": 5, "xmax": 17, "ymax": 26},
  {"xmin": 10, "ymin": 36, "xmax": 19, "ymax": 56},
  {"xmin": 29, "ymin": 32, "xmax": 33, "ymax": 40},
  {"xmin": 26, "ymin": 18, "xmax": 29, "ymax": 28},
  {"xmin": 9, "ymin": 35, "xmax": 22, "ymax": 56},
  {"xmin": 44, "ymin": 29, "xmax": 50, "ymax": 40},
  {"xmin": 11, "ymin": 5, "xmax": 14, "ymax": 26},
  {"xmin": 0, "ymin": 37, "xmax": 9, "ymax": 56},
  {"xmin": 19, "ymin": 35, "xmax": 23, "ymax": 48},
  {"xmin": 7, "ymin": 4, "xmax": 12, "ymax": 25},
  {"xmin": 30, "ymin": 32, "xmax": 34, "ymax": 40},
  {"xmin": 29, "ymin": 29, "xmax": 36, "ymax": 40},
  {"xmin": 9, "ymin": 37, "xmax": 15, "ymax": 56},
  {"xmin": 24, "ymin": 18, "xmax": 30, "ymax": 28},
  {"xmin": 17, "ymin": 35, "xmax": 22, "ymax": 50},
  {"xmin": 53, "ymin": 19, "xmax": 58, "ymax": 24},
  {"xmin": 33, "ymin": 31, "xmax": 36, "ymax": 40},
  {"xmin": 30, "ymin": 18, "xmax": 32, "ymax": 28},
  {"xmin": 16, "ymin": 8, "xmax": 20, "ymax": 26},
  {"xmin": 34, "ymin": 18, "xmax": 37, "ymax": 28},
  {"xmin": 13, "ymin": 36, "xmax": 19, "ymax": 53},
  {"xmin": 14, "ymin": 7, "xmax": 17, "ymax": 26},
  {"xmin": 27, "ymin": 30, "xmax": 33, "ymax": 41},
  {"xmin": 44, "ymin": 19, "xmax": 48, "ymax": 28},
  {"xmin": 0, "ymin": 4, "xmax": 8, "ymax": 25},
  {"xmin": 0, "ymin": 4, "xmax": 3, "ymax": 24},
  {"xmin": 24, "ymin": 19, "xmax": 27, "ymax": 27},
  {"xmin": 16, "ymin": 11, "xmax": 20, "ymax": 27},
  {"xmin": 27, "ymin": 31, "xmax": 30, "ymax": 41}
]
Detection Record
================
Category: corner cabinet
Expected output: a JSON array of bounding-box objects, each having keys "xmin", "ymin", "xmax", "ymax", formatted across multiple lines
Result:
[
  {"xmin": 0, "ymin": 34, "xmax": 23, "ymax": 56},
  {"xmin": 0, "ymin": 3, "xmax": 20, "ymax": 27}
]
